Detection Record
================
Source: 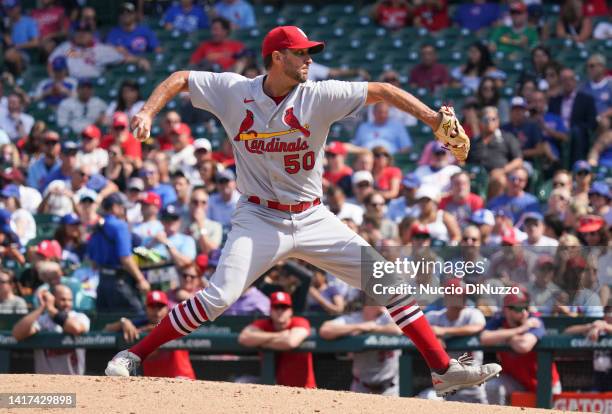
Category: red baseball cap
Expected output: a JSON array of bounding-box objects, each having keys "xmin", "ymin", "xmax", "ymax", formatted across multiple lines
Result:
[
  {"xmin": 270, "ymin": 291, "xmax": 292, "ymax": 307},
  {"xmin": 503, "ymin": 288, "xmax": 529, "ymax": 307},
  {"xmin": 509, "ymin": 1, "xmax": 527, "ymax": 13},
  {"xmin": 171, "ymin": 122, "xmax": 191, "ymax": 137},
  {"xmin": 112, "ymin": 112, "xmax": 129, "ymax": 128},
  {"xmin": 261, "ymin": 26, "xmax": 324, "ymax": 58},
  {"xmin": 140, "ymin": 191, "xmax": 161, "ymax": 208},
  {"xmin": 195, "ymin": 254, "xmax": 209, "ymax": 273},
  {"xmin": 410, "ymin": 222, "xmax": 430, "ymax": 237},
  {"xmin": 36, "ymin": 240, "xmax": 62, "ymax": 260},
  {"xmin": 501, "ymin": 227, "xmax": 519, "ymax": 245},
  {"xmin": 443, "ymin": 278, "xmax": 465, "ymax": 295},
  {"xmin": 146, "ymin": 290, "xmax": 169, "ymax": 307},
  {"xmin": 577, "ymin": 215, "xmax": 604, "ymax": 233},
  {"xmin": 326, "ymin": 141, "xmax": 347, "ymax": 156},
  {"xmin": 82, "ymin": 124, "xmax": 101, "ymax": 140}
]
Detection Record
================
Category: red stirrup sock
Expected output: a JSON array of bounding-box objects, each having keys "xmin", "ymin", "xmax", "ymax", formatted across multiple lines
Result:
[
  {"xmin": 129, "ymin": 296, "xmax": 208, "ymax": 360},
  {"xmin": 386, "ymin": 297, "xmax": 450, "ymax": 374}
]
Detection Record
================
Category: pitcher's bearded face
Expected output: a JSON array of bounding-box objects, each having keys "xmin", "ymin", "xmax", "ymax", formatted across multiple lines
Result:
[{"xmin": 281, "ymin": 49, "xmax": 312, "ymax": 83}]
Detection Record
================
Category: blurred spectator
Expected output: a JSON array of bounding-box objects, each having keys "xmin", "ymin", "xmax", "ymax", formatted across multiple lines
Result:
[
  {"xmin": 519, "ymin": 211, "xmax": 558, "ymax": 249},
  {"xmin": 372, "ymin": 0, "xmax": 410, "ymax": 30},
  {"xmin": 459, "ymin": 97, "xmax": 481, "ymax": 139},
  {"xmin": 104, "ymin": 80, "xmax": 145, "ymax": 126},
  {"xmin": 69, "ymin": 6, "xmax": 100, "ymax": 40},
  {"xmin": 543, "ymin": 61, "xmax": 564, "ymax": 99},
  {"xmin": 487, "ymin": 167, "xmax": 539, "ymax": 223},
  {"xmin": 167, "ymin": 262, "xmax": 206, "ymax": 305},
  {"xmin": 557, "ymin": 0, "xmax": 593, "ymax": 43},
  {"xmin": 581, "ymin": 53, "xmax": 612, "ymax": 130},
  {"xmin": 320, "ymin": 306, "xmax": 402, "ymax": 396},
  {"xmin": 413, "ymin": 0, "xmax": 450, "ymax": 32},
  {"xmin": 197, "ymin": 159, "xmax": 218, "ymax": 195},
  {"xmin": 453, "ymin": 0, "xmax": 502, "ymax": 32},
  {"xmin": 576, "ymin": 214, "xmax": 608, "ymax": 248},
  {"xmin": 31, "ymin": 0, "xmax": 67, "ymax": 60},
  {"xmin": 420, "ymin": 279, "xmax": 487, "ymax": 403},
  {"xmin": 190, "ymin": 17, "xmax": 244, "ymax": 72},
  {"xmin": 490, "ymin": 1, "xmax": 538, "ymax": 58},
  {"xmin": 162, "ymin": 0, "xmax": 209, "ymax": 33},
  {"xmin": 49, "ymin": 24, "xmax": 150, "ymax": 79},
  {"xmin": 21, "ymin": 119, "xmax": 46, "ymax": 160},
  {"xmin": 133, "ymin": 191, "xmax": 163, "ymax": 245},
  {"xmin": 414, "ymin": 142, "xmax": 461, "ymax": 193},
  {"xmin": 150, "ymin": 205, "xmax": 196, "ymax": 266},
  {"xmin": 238, "ymin": 292, "xmax": 315, "ymax": 388},
  {"xmin": 124, "ymin": 177, "xmax": 144, "ymax": 224},
  {"xmin": 589, "ymin": 181, "xmax": 610, "ymax": 217},
  {"xmin": 41, "ymin": 141, "xmax": 80, "ymax": 191},
  {"xmin": 0, "ymin": 208, "xmax": 24, "ymax": 263},
  {"xmin": 225, "ymin": 285, "xmax": 270, "ymax": 316},
  {"xmin": 519, "ymin": 45, "xmax": 552, "ymax": 89},
  {"xmin": 456, "ymin": 224, "xmax": 490, "ymax": 280},
  {"xmin": 306, "ymin": 267, "xmax": 345, "ymax": 315},
  {"xmin": 157, "ymin": 111, "xmax": 182, "ymax": 151},
  {"xmin": 480, "ymin": 291, "xmax": 561, "ymax": 405},
  {"xmin": 323, "ymin": 142, "xmax": 352, "ymax": 194},
  {"xmin": 528, "ymin": 90, "xmax": 569, "ymax": 164},
  {"xmin": 502, "ymin": 96, "xmax": 543, "ymax": 161},
  {"xmin": 56, "ymin": 79, "xmax": 107, "ymax": 134},
  {"xmin": 54, "ymin": 213, "xmax": 85, "ymax": 264},
  {"xmin": 87, "ymin": 193, "xmax": 149, "ymax": 313},
  {"xmin": 307, "ymin": 61, "xmax": 370, "ymax": 82},
  {"xmin": 325, "ymin": 185, "xmax": 364, "ymax": 226},
  {"xmin": 38, "ymin": 180, "xmax": 76, "ymax": 217},
  {"xmin": 363, "ymin": 192, "xmax": 397, "ymax": 240},
  {"xmin": 0, "ymin": 93, "xmax": 33, "ymax": 141},
  {"xmin": 588, "ymin": 130, "xmax": 612, "ymax": 168},
  {"xmin": 353, "ymin": 102, "xmax": 412, "ymax": 154},
  {"xmin": 0, "ymin": 268, "xmax": 27, "ymax": 314},
  {"xmin": 349, "ymin": 171, "xmax": 374, "ymax": 208},
  {"xmin": 2, "ymin": 0, "xmax": 39, "ymax": 76},
  {"xmin": 386, "ymin": 173, "xmax": 420, "ymax": 223},
  {"xmin": 476, "ymin": 76, "xmax": 510, "ymax": 125},
  {"xmin": 169, "ymin": 171, "xmax": 190, "ymax": 215},
  {"xmin": 526, "ymin": 255, "xmax": 562, "ymax": 315},
  {"xmin": 556, "ymin": 256, "xmax": 603, "ymax": 317},
  {"xmin": 371, "ymin": 146, "xmax": 401, "ymax": 201},
  {"xmin": 366, "ymin": 72, "xmax": 416, "ymax": 126},
  {"xmin": 103, "ymin": 290, "xmax": 196, "ymax": 379},
  {"xmin": 593, "ymin": 9, "xmax": 612, "ymax": 39},
  {"xmin": 415, "ymin": 185, "xmax": 460, "ymax": 244},
  {"xmin": 184, "ymin": 138, "xmax": 212, "ymax": 184},
  {"xmin": 439, "ymin": 171, "xmax": 484, "ymax": 229},
  {"xmin": 106, "ymin": 3, "xmax": 160, "ymax": 56},
  {"xmin": 12, "ymin": 284, "xmax": 90, "ymax": 374},
  {"xmin": 208, "ymin": 170, "xmax": 239, "ymax": 227},
  {"xmin": 408, "ymin": 44, "xmax": 450, "ymax": 93},
  {"xmin": 100, "ymin": 112, "xmax": 142, "ymax": 163},
  {"xmin": 150, "ymin": 150, "xmax": 172, "ymax": 184},
  {"xmin": 451, "ymin": 42, "xmax": 503, "ymax": 92},
  {"xmin": 33, "ymin": 56, "xmax": 77, "ymax": 107},
  {"xmin": 76, "ymin": 125, "xmax": 108, "ymax": 174},
  {"xmin": 214, "ymin": 0, "xmax": 256, "ymax": 29},
  {"xmin": 26, "ymin": 130, "xmax": 60, "ymax": 192},
  {"xmin": 549, "ymin": 68, "xmax": 598, "ymax": 163},
  {"xmin": 169, "ymin": 124, "xmax": 196, "ymax": 173},
  {"xmin": 546, "ymin": 187, "xmax": 571, "ymax": 220},
  {"xmin": 182, "ymin": 186, "xmax": 223, "ymax": 255}
]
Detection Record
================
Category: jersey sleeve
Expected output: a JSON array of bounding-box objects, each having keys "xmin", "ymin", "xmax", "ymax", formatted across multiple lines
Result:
[
  {"xmin": 484, "ymin": 314, "xmax": 504, "ymax": 331},
  {"xmin": 312, "ymin": 80, "xmax": 368, "ymax": 124},
  {"xmin": 188, "ymin": 71, "xmax": 245, "ymax": 118},
  {"xmin": 527, "ymin": 317, "xmax": 545, "ymax": 339}
]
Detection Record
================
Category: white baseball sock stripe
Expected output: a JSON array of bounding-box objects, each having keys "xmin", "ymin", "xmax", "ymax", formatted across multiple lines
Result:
[
  {"xmin": 188, "ymin": 296, "xmax": 208, "ymax": 324},
  {"xmin": 173, "ymin": 307, "xmax": 196, "ymax": 333},
  {"xmin": 397, "ymin": 311, "xmax": 424, "ymax": 329},
  {"xmin": 169, "ymin": 307, "xmax": 192, "ymax": 335},
  {"xmin": 390, "ymin": 305, "xmax": 420, "ymax": 322},
  {"xmin": 387, "ymin": 296, "xmax": 415, "ymax": 314},
  {"xmin": 181, "ymin": 302, "xmax": 201, "ymax": 328}
]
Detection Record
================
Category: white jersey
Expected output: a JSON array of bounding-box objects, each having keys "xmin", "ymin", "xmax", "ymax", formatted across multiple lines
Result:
[{"xmin": 188, "ymin": 72, "xmax": 367, "ymax": 203}]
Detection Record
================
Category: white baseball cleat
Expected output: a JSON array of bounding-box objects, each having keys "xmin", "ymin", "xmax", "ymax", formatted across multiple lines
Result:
[
  {"xmin": 105, "ymin": 350, "xmax": 141, "ymax": 377},
  {"xmin": 431, "ymin": 353, "xmax": 502, "ymax": 397}
]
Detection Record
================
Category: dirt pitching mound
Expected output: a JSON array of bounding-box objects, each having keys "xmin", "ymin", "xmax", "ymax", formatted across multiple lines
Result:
[{"xmin": 0, "ymin": 374, "xmax": 566, "ymax": 413}]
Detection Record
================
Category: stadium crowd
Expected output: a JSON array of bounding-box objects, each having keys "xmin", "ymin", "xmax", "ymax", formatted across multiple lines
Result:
[{"xmin": 0, "ymin": 0, "xmax": 610, "ymax": 406}]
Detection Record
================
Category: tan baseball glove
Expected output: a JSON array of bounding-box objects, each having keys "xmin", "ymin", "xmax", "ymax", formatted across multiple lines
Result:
[{"xmin": 433, "ymin": 106, "xmax": 470, "ymax": 162}]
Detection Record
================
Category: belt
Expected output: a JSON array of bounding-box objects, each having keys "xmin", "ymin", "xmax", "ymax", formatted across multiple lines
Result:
[
  {"xmin": 353, "ymin": 376, "xmax": 395, "ymax": 393},
  {"xmin": 248, "ymin": 196, "xmax": 321, "ymax": 213}
]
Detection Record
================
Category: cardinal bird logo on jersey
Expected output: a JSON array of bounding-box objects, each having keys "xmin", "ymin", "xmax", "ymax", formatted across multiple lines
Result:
[{"xmin": 233, "ymin": 108, "xmax": 310, "ymax": 141}]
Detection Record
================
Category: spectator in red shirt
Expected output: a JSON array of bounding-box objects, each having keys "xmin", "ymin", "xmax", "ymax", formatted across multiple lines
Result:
[
  {"xmin": 480, "ymin": 291, "xmax": 561, "ymax": 405},
  {"xmin": 100, "ymin": 112, "xmax": 142, "ymax": 164},
  {"xmin": 31, "ymin": 0, "xmax": 68, "ymax": 60},
  {"xmin": 439, "ymin": 171, "xmax": 484, "ymax": 229},
  {"xmin": 413, "ymin": 0, "xmax": 450, "ymax": 32},
  {"xmin": 371, "ymin": 146, "xmax": 401, "ymax": 201},
  {"xmin": 238, "ymin": 291, "xmax": 315, "ymax": 388},
  {"xmin": 104, "ymin": 290, "xmax": 196, "ymax": 379},
  {"xmin": 323, "ymin": 141, "xmax": 352, "ymax": 193},
  {"xmin": 409, "ymin": 44, "xmax": 450, "ymax": 93},
  {"xmin": 190, "ymin": 17, "xmax": 245, "ymax": 71},
  {"xmin": 157, "ymin": 111, "xmax": 182, "ymax": 151},
  {"xmin": 372, "ymin": 0, "xmax": 411, "ymax": 30}
]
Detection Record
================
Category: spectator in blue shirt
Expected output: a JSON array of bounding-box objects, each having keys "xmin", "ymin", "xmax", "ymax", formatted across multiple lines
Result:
[
  {"xmin": 162, "ymin": 0, "xmax": 209, "ymax": 33},
  {"xmin": 352, "ymin": 102, "xmax": 412, "ymax": 154},
  {"xmin": 150, "ymin": 205, "xmax": 196, "ymax": 267},
  {"xmin": 33, "ymin": 56, "xmax": 78, "ymax": 107},
  {"xmin": 528, "ymin": 91, "xmax": 568, "ymax": 162},
  {"xmin": 501, "ymin": 96, "xmax": 544, "ymax": 161},
  {"xmin": 486, "ymin": 166, "xmax": 540, "ymax": 223},
  {"xmin": 141, "ymin": 161, "xmax": 177, "ymax": 207},
  {"xmin": 214, "ymin": 0, "xmax": 256, "ymax": 29},
  {"xmin": 208, "ymin": 169, "xmax": 240, "ymax": 227},
  {"xmin": 581, "ymin": 53, "xmax": 612, "ymax": 131},
  {"xmin": 106, "ymin": 2, "xmax": 161, "ymax": 56},
  {"xmin": 453, "ymin": 1, "xmax": 501, "ymax": 32},
  {"xmin": 3, "ymin": 0, "xmax": 39, "ymax": 76},
  {"xmin": 86, "ymin": 193, "xmax": 150, "ymax": 313},
  {"xmin": 27, "ymin": 130, "xmax": 60, "ymax": 191}
]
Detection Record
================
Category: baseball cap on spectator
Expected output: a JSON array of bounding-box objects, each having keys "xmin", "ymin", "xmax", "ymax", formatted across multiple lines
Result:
[
  {"xmin": 61, "ymin": 141, "xmax": 79, "ymax": 154},
  {"xmin": 140, "ymin": 191, "xmax": 162, "ymax": 209},
  {"xmin": 195, "ymin": 254, "xmax": 209, "ymax": 273},
  {"xmin": 270, "ymin": 291, "xmax": 292, "ymax": 307},
  {"xmin": 36, "ymin": 240, "xmax": 62, "ymax": 260},
  {"xmin": 589, "ymin": 181, "xmax": 610, "ymax": 199},
  {"xmin": 51, "ymin": 56, "xmax": 67, "ymax": 71},
  {"xmin": 536, "ymin": 254, "xmax": 555, "ymax": 269},
  {"xmin": 127, "ymin": 177, "xmax": 145, "ymax": 192},
  {"xmin": 410, "ymin": 222, "xmax": 430, "ymax": 238},
  {"xmin": 0, "ymin": 209, "xmax": 12, "ymax": 235},
  {"xmin": 576, "ymin": 215, "xmax": 604, "ymax": 233},
  {"xmin": 401, "ymin": 172, "xmax": 420, "ymax": 189},
  {"xmin": 61, "ymin": 213, "xmax": 81, "ymax": 225},
  {"xmin": 443, "ymin": 277, "xmax": 465, "ymax": 295},
  {"xmin": 216, "ymin": 169, "xmax": 236, "ymax": 183},
  {"xmin": 82, "ymin": 124, "xmax": 101, "ymax": 140},
  {"xmin": 510, "ymin": 96, "xmax": 527, "ymax": 108},
  {"xmin": 193, "ymin": 138, "xmax": 212, "ymax": 152},
  {"xmin": 112, "ymin": 112, "xmax": 129, "ymax": 128},
  {"xmin": 572, "ymin": 160, "xmax": 592, "ymax": 174},
  {"xmin": 120, "ymin": 2, "xmax": 135, "ymax": 13},
  {"xmin": 0, "ymin": 167, "xmax": 24, "ymax": 184},
  {"xmin": 470, "ymin": 209, "xmax": 495, "ymax": 226},
  {"xmin": 79, "ymin": 188, "xmax": 98, "ymax": 203},
  {"xmin": 208, "ymin": 249, "xmax": 222, "ymax": 267},
  {"xmin": 326, "ymin": 141, "xmax": 347, "ymax": 156},
  {"xmin": 102, "ymin": 192, "xmax": 127, "ymax": 210},
  {"xmin": 509, "ymin": 1, "xmax": 527, "ymax": 13},
  {"xmin": 261, "ymin": 26, "xmax": 324, "ymax": 58},
  {"xmin": 146, "ymin": 290, "xmax": 169, "ymax": 307},
  {"xmin": 501, "ymin": 227, "xmax": 519, "ymax": 245},
  {"xmin": 171, "ymin": 122, "xmax": 191, "ymax": 136},
  {"xmin": 78, "ymin": 78, "xmax": 94, "ymax": 88},
  {"xmin": 493, "ymin": 206, "xmax": 513, "ymax": 219},
  {"xmin": 566, "ymin": 256, "xmax": 587, "ymax": 270},
  {"xmin": 0, "ymin": 184, "xmax": 20, "ymax": 199},
  {"xmin": 503, "ymin": 289, "xmax": 529, "ymax": 307},
  {"xmin": 352, "ymin": 170, "xmax": 373, "ymax": 186},
  {"xmin": 160, "ymin": 204, "xmax": 180, "ymax": 221},
  {"xmin": 431, "ymin": 141, "xmax": 446, "ymax": 154},
  {"xmin": 518, "ymin": 211, "xmax": 543, "ymax": 229},
  {"xmin": 415, "ymin": 185, "xmax": 440, "ymax": 203}
]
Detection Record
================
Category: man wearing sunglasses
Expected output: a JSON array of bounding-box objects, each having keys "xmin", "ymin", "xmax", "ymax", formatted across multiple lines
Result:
[
  {"xmin": 486, "ymin": 166, "xmax": 540, "ymax": 224},
  {"xmin": 481, "ymin": 291, "xmax": 561, "ymax": 405},
  {"xmin": 26, "ymin": 130, "xmax": 60, "ymax": 191}
]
